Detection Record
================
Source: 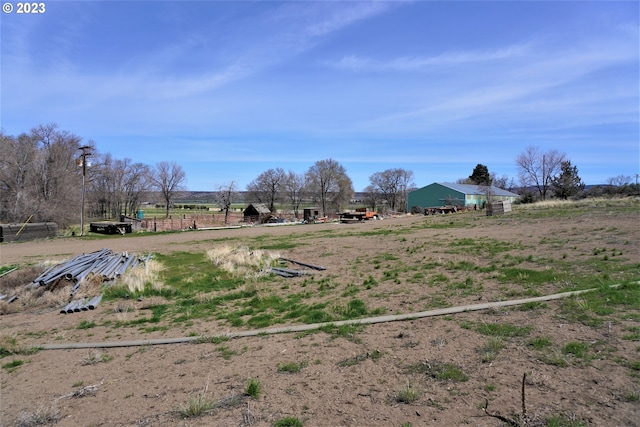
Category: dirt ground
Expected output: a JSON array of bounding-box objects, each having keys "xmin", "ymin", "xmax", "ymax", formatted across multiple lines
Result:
[{"xmin": 1, "ymin": 205, "xmax": 639, "ymax": 427}]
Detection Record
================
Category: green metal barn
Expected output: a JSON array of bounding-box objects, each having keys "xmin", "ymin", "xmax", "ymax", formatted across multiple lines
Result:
[{"xmin": 407, "ymin": 182, "xmax": 519, "ymax": 211}]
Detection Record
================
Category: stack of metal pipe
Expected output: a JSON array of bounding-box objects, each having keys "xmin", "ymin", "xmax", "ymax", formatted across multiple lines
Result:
[
  {"xmin": 60, "ymin": 295, "xmax": 103, "ymax": 314},
  {"xmin": 32, "ymin": 248, "xmax": 141, "ymax": 292}
]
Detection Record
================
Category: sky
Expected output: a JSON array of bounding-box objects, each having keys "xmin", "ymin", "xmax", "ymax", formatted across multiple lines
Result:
[{"xmin": 1, "ymin": 0, "xmax": 638, "ymax": 192}]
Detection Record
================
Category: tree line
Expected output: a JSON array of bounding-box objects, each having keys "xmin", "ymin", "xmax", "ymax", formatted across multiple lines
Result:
[{"xmin": 1, "ymin": 124, "xmax": 636, "ymax": 228}]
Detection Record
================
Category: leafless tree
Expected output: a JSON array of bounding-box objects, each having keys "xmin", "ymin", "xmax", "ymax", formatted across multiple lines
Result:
[
  {"xmin": 214, "ymin": 181, "xmax": 239, "ymax": 224},
  {"xmin": 0, "ymin": 132, "xmax": 38, "ymax": 222},
  {"xmin": 516, "ymin": 146, "xmax": 566, "ymax": 200},
  {"xmin": 607, "ymin": 175, "xmax": 632, "ymax": 187},
  {"xmin": 368, "ymin": 168, "xmax": 415, "ymax": 213},
  {"xmin": 89, "ymin": 155, "xmax": 150, "ymax": 219},
  {"xmin": 0, "ymin": 124, "xmax": 86, "ymax": 226},
  {"xmin": 362, "ymin": 184, "xmax": 382, "ymax": 211},
  {"xmin": 31, "ymin": 124, "xmax": 85, "ymax": 224},
  {"xmin": 150, "ymin": 161, "xmax": 186, "ymax": 218},
  {"xmin": 246, "ymin": 167, "xmax": 286, "ymax": 213},
  {"xmin": 283, "ymin": 171, "xmax": 306, "ymax": 219},
  {"xmin": 89, "ymin": 153, "xmax": 117, "ymax": 218},
  {"xmin": 305, "ymin": 159, "xmax": 354, "ymax": 217},
  {"xmin": 122, "ymin": 162, "xmax": 151, "ymax": 216},
  {"xmin": 490, "ymin": 173, "xmax": 508, "ymax": 190}
]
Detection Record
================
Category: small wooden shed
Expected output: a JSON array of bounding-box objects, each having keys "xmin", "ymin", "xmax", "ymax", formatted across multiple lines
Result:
[
  {"xmin": 303, "ymin": 207, "xmax": 321, "ymax": 222},
  {"xmin": 243, "ymin": 203, "xmax": 271, "ymax": 223}
]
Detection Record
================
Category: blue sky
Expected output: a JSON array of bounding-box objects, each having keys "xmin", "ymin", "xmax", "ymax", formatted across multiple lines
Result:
[{"xmin": 1, "ymin": 1, "xmax": 638, "ymax": 191}]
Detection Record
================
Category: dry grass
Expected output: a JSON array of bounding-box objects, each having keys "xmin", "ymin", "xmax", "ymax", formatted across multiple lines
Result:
[
  {"xmin": 120, "ymin": 259, "xmax": 165, "ymax": 294},
  {"xmin": 206, "ymin": 246, "xmax": 280, "ymax": 279},
  {"xmin": 0, "ymin": 265, "xmax": 72, "ymax": 313},
  {"xmin": 79, "ymin": 350, "xmax": 112, "ymax": 366},
  {"xmin": 12, "ymin": 403, "xmax": 61, "ymax": 427},
  {"xmin": 516, "ymin": 196, "xmax": 639, "ymax": 210}
]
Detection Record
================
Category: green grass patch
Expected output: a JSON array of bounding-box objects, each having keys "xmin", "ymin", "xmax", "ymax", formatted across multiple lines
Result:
[
  {"xmin": 407, "ymin": 361, "xmax": 468, "ymax": 382},
  {"xmin": 623, "ymin": 326, "xmax": 640, "ymax": 341},
  {"xmin": 333, "ymin": 298, "xmax": 368, "ymax": 319},
  {"xmin": 481, "ymin": 338, "xmax": 505, "ymax": 363},
  {"xmin": 544, "ymin": 414, "xmax": 586, "ymax": 427},
  {"xmin": 2, "ymin": 359, "xmax": 24, "ymax": 373},
  {"xmin": 77, "ymin": 320, "xmax": 96, "ymax": 329},
  {"xmin": 277, "ymin": 361, "xmax": 307, "ymax": 373},
  {"xmin": 562, "ymin": 341, "xmax": 590, "ymax": 359},
  {"xmin": 498, "ymin": 267, "xmax": 559, "ymax": 286},
  {"xmin": 245, "ymin": 378, "xmax": 262, "ymax": 399},
  {"xmin": 559, "ymin": 282, "xmax": 640, "ymax": 327},
  {"xmin": 528, "ymin": 336, "xmax": 553, "ymax": 350},
  {"xmin": 0, "ymin": 336, "xmax": 40, "ymax": 359},
  {"xmin": 273, "ymin": 417, "xmax": 304, "ymax": 427}
]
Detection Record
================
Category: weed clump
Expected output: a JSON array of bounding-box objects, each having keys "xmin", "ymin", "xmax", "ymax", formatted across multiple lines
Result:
[
  {"xmin": 245, "ymin": 377, "xmax": 262, "ymax": 399},
  {"xmin": 207, "ymin": 246, "xmax": 280, "ymax": 278},
  {"xmin": 273, "ymin": 417, "xmax": 304, "ymax": 427}
]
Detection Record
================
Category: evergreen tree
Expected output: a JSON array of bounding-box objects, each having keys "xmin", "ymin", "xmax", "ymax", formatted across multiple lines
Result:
[
  {"xmin": 551, "ymin": 161, "xmax": 584, "ymax": 199},
  {"xmin": 469, "ymin": 164, "xmax": 492, "ymax": 186}
]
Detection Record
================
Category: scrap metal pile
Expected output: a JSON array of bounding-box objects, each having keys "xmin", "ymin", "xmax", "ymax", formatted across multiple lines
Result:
[{"xmin": 270, "ymin": 257, "xmax": 326, "ymax": 278}]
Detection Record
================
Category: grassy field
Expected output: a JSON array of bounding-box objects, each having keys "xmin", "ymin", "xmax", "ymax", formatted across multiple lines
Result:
[
  {"xmin": 1, "ymin": 197, "xmax": 639, "ymax": 427},
  {"xmin": 92, "ymin": 199, "xmax": 639, "ymax": 334}
]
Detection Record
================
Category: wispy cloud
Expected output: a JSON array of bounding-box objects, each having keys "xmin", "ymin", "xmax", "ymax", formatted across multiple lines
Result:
[
  {"xmin": 3, "ymin": 1, "xmax": 400, "ymax": 106},
  {"xmin": 325, "ymin": 45, "xmax": 529, "ymax": 72},
  {"xmin": 349, "ymin": 30, "xmax": 638, "ymax": 134}
]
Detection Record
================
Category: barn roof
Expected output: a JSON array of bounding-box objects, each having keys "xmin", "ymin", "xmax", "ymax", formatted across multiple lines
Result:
[{"xmin": 438, "ymin": 182, "xmax": 519, "ymax": 197}]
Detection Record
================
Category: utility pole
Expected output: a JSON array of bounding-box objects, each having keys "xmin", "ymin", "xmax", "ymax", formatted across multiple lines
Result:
[{"xmin": 78, "ymin": 146, "xmax": 91, "ymax": 236}]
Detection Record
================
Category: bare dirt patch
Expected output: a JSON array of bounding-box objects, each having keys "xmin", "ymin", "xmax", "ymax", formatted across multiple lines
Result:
[{"xmin": 1, "ymin": 200, "xmax": 639, "ymax": 427}]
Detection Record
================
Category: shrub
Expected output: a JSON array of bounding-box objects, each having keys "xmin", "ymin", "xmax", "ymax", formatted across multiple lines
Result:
[{"xmin": 273, "ymin": 417, "xmax": 304, "ymax": 427}]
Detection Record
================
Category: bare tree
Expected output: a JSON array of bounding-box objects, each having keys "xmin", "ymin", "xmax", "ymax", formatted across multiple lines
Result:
[
  {"xmin": 490, "ymin": 173, "xmax": 509, "ymax": 190},
  {"xmin": 0, "ymin": 132, "xmax": 38, "ymax": 222},
  {"xmin": 215, "ymin": 181, "xmax": 239, "ymax": 224},
  {"xmin": 150, "ymin": 161, "xmax": 186, "ymax": 217},
  {"xmin": 122, "ymin": 162, "xmax": 151, "ymax": 216},
  {"xmin": 362, "ymin": 184, "xmax": 382, "ymax": 211},
  {"xmin": 89, "ymin": 153, "xmax": 117, "ymax": 218},
  {"xmin": 368, "ymin": 168, "xmax": 415, "ymax": 213},
  {"xmin": 90, "ymin": 155, "xmax": 151, "ymax": 219},
  {"xmin": 2, "ymin": 124, "xmax": 152, "ymax": 228},
  {"xmin": 246, "ymin": 167, "xmax": 286, "ymax": 212},
  {"xmin": 516, "ymin": 146, "xmax": 566, "ymax": 200},
  {"xmin": 0, "ymin": 124, "xmax": 86, "ymax": 226},
  {"xmin": 283, "ymin": 171, "xmax": 306, "ymax": 219},
  {"xmin": 32, "ymin": 124, "xmax": 85, "ymax": 225},
  {"xmin": 306, "ymin": 159, "xmax": 354, "ymax": 217},
  {"xmin": 607, "ymin": 175, "xmax": 632, "ymax": 187}
]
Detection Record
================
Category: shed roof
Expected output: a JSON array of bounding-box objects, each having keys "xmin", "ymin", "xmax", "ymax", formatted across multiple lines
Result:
[{"xmin": 244, "ymin": 203, "xmax": 271, "ymax": 215}]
